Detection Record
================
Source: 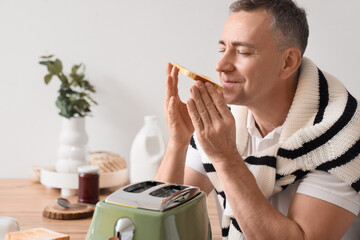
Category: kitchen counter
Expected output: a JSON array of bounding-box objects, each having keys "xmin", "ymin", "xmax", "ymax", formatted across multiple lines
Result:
[{"xmin": 0, "ymin": 179, "xmax": 221, "ymax": 239}]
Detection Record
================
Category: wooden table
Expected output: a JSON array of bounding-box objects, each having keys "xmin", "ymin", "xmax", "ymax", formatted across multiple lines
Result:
[{"xmin": 0, "ymin": 179, "xmax": 221, "ymax": 239}]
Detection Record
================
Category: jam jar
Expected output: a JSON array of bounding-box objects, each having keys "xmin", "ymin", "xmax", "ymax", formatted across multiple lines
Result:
[{"xmin": 78, "ymin": 165, "xmax": 100, "ymax": 204}]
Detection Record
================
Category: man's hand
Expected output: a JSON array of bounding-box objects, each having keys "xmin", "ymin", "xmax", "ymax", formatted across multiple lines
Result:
[
  {"xmin": 157, "ymin": 64, "xmax": 215, "ymax": 193},
  {"xmin": 164, "ymin": 63, "xmax": 194, "ymax": 147},
  {"xmin": 186, "ymin": 81, "xmax": 238, "ymax": 161}
]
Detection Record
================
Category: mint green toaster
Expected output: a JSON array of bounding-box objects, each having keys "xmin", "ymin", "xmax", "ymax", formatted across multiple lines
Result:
[{"xmin": 86, "ymin": 181, "xmax": 212, "ymax": 240}]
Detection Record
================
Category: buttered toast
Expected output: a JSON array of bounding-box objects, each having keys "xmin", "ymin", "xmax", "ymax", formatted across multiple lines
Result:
[
  {"xmin": 173, "ymin": 63, "xmax": 224, "ymax": 91},
  {"xmin": 5, "ymin": 228, "xmax": 69, "ymax": 240}
]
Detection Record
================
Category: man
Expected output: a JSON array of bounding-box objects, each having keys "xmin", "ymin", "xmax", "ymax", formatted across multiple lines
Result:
[{"xmin": 156, "ymin": 0, "xmax": 360, "ymax": 239}]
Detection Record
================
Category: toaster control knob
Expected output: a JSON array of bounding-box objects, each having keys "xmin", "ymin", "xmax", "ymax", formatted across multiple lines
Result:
[{"xmin": 115, "ymin": 217, "xmax": 135, "ymax": 240}]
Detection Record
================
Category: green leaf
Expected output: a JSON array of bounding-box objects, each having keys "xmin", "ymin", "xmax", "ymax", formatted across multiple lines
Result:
[
  {"xmin": 40, "ymin": 55, "xmax": 54, "ymax": 59},
  {"xmin": 47, "ymin": 63, "xmax": 57, "ymax": 75},
  {"xmin": 85, "ymin": 93, "xmax": 97, "ymax": 105},
  {"xmin": 71, "ymin": 64, "xmax": 82, "ymax": 74},
  {"xmin": 39, "ymin": 61, "xmax": 49, "ymax": 66},
  {"xmin": 80, "ymin": 80, "xmax": 95, "ymax": 92},
  {"xmin": 70, "ymin": 71, "xmax": 85, "ymax": 87},
  {"xmin": 59, "ymin": 74, "xmax": 69, "ymax": 85},
  {"xmin": 69, "ymin": 77, "xmax": 80, "ymax": 87},
  {"xmin": 77, "ymin": 73, "xmax": 85, "ymax": 81},
  {"xmin": 56, "ymin": 97, "xmax": 72, "ymax": 118},
  {"xmin": 44, "ymin": 74, "xmax": 52, "ymax": 84},
  {"xmin": 54, "ymin": 59, "xmax": 63, "ymax": 73}
]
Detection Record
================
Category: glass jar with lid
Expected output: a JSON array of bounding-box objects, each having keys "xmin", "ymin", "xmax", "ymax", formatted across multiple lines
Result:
[{"xmin": 78, "ymin": 165, "xmax": 99, "ymax": 204}]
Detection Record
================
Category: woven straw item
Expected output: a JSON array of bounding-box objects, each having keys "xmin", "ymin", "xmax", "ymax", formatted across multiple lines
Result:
[{"xmin": 89, "ymin": 151, "xmax": 126, "ymax": 173}]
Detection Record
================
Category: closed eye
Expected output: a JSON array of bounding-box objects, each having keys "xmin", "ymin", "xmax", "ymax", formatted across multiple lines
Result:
[{"xmin": 237, "ymin": 50, "xmax": 251, "ymax": 55}]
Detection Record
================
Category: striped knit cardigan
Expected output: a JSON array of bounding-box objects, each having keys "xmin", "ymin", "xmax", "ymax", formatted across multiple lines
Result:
[{"xmin": 191, "ymin": 58, "xmax": 360, "ymax": 239}]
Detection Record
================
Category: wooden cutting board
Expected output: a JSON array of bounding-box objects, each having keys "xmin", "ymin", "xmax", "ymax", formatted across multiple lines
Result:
[{"xmin": 43, "ymin": 204, "xmax": 94, "ymax": 220}]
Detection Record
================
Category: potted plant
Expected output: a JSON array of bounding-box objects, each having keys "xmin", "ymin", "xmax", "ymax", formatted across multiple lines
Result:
[
  {"xmin": 39, "ymin": 55, "xmax": 97, "ymax": 196},
  {"xmin": 39, "ymin": 55, "xmax": 97, "ymax": 118}
]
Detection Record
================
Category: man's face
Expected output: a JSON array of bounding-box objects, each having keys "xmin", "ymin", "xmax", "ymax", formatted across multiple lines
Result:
[{"xmin": 216, "ymin": 9, "xmax": 284, "ymax": 107}]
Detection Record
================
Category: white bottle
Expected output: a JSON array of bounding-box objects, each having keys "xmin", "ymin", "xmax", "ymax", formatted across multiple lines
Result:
[{"xmin": 130, "ymin": 116, "xmax": 165, "ymax": 183}]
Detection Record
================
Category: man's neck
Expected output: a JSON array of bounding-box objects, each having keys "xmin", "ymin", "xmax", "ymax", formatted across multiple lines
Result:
[{"xmin": 250, "ymin": 74, "xmax": 299, "ymax": 137}]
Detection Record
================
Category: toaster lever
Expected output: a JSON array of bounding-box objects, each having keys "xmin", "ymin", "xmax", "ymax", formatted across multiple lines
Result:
[{"xmin": 115, "ymin": 218, "xmax": 135, "ymax": 240}]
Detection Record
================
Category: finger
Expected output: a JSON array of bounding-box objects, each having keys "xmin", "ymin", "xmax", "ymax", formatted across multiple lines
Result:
[
  {"xmin": 166, "ymin": 62, "xmax": 172, "ymax": 76},
  {"xmin": 204, "ymin": 82, "xmax": 231, "ymax": 118},
  {"xmin": 170, "ymin": 64, "xmax": 179, "ymax": 97},
  {"xmin": 190, "ymin": 83, "xmax": 212, "ymax": 127},
  {"xmin": 165, "ymin": 63, "xmax": 179, "ymax": 109},
  {"xmin": 166, "ymin": 63, "xmax": 174, "ymax": 100},
  {"xmin": 167, "ymin": 96, "xmax": 177, "ymax": 125},
  {"xmin": 165, "ymin": 82, "xmax": 174, "ymax": 117},
  {"xmin": 187, "ymin": 98, "xmax": 204, "ymax": 131},
  {"xmin": 195, "ymin": 81, "xmax": 221, "ymax": 122}
]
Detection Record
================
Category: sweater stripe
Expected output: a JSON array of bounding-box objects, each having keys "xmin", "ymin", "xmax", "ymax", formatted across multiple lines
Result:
[
  {"xmin": 277, "ymin": 170, "xmax": 310, "ymax": 181},
  {"xmin": 222, "ymin": 219, "xmax": 242, "ymax": 238},
  {"xmin": 351, "ymin": 178, "xmax": 360, "ymax": 192},
  {"xmin": 231, "ymin": 218, "xmax": 242, "ymax": 232},
  {"xmin": 222, "ymin": 227, "xmax": 229, "ymax": 237},
  {"xmin": 190, "ymin": 135, "xmax": 197, "ymax": 150},
  {"xmin": 278, "ymin": 92, "xmax": 357, "ymax": 159},
  {"xmin": 203, "ymin": 163, "xmax": 216, "ymax": 173},
  {"xmin": 215, "ymin": 189, "xmax": 227, "ymax": 209},
  {"xmin": 245, "ymin": 156, "xmax": 277, "ymax": 168},
  {"xmin": 316, "ymin": 137, "xmax": 360, "ymax": 173},
  {"xmin": 278, "ymin": 170, "xmax": 311, "ymax": 190},
  {"xmin": 276, "ymin": 173, "xmax": 283, "ymax": 180},
  {"xmin": 313, "ymin": 69, "xmax": 329, "ymax": 125}
]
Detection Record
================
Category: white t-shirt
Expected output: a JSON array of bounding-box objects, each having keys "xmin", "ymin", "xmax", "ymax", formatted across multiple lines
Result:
[{"xmin": 185, "ymin": 111, "xmax": 360, "ymax": 239}]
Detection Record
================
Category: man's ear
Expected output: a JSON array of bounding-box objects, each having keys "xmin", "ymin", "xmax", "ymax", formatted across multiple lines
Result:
[{"xmin": 280, "ymin": 47, "xmax": 302, "ymax": 80}]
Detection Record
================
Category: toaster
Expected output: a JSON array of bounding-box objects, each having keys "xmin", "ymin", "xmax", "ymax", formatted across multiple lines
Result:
[{"xmin": 86, "ymin": 181, "xmax": 211, "ymax": 240}]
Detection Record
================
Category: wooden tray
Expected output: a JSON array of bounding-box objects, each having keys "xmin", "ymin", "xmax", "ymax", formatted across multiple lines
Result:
[{"xmin": 43, "ymin": 204, "xmax": 94, "ymax": 220}]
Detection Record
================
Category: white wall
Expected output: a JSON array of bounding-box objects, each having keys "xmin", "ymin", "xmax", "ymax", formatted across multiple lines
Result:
[{"xmin": 0, "ymin": 0, "xmax": 359, "ymax": 178}]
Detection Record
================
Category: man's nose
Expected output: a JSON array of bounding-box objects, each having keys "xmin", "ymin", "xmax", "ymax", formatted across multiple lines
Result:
[{"xmin": 215, "ymin": 51, "xmax": 235, "ymax": 73}]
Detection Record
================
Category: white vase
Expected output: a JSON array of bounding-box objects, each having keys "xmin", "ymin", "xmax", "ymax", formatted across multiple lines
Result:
[
  {"xmin": 130, "ymin": 116, "xmax": 165, "ymax": 183},
  {"xmin": 56, "ymin": 117, "xmax": 88, "ymax": 196}
]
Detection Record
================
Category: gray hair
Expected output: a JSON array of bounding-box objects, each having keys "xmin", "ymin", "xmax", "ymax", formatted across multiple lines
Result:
[{"xmin": 229, "ymin": 0, "xmax": 309, "ymax": 56}]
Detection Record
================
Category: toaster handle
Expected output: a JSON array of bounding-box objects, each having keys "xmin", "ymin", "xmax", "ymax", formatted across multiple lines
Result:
[{"xmin": 115, "ymin": 217, "xmax": 135, "ymax": 240}]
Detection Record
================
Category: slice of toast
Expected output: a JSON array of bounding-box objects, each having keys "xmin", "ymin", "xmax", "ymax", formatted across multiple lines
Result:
[
  {"xmin": 173, "ymin": 63, "xmax": 224, "ymax": 91},
  {"xmin": 5, "ymin": 228, "xmax": 70, "ymax": 240}
]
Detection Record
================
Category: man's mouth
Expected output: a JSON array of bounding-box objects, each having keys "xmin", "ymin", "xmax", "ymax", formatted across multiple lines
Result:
[{"xmin": 221, "ymin": 79, "xmax": 244, "ymax": 88}]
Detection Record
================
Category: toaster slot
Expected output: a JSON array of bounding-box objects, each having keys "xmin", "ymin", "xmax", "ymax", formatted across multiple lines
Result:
[
  {"xmin": 156, "ymin": 186, "xmax": 200, "ymax": 211},
  {"xmin": 149, "ymin": 185, "xmax": 187, "ymax": 197},
  {"xmin": 123, "ymin": 181, "xmax": 163, "ymax": 193}
]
